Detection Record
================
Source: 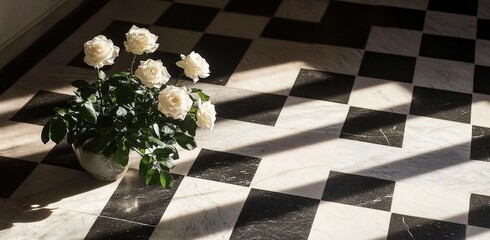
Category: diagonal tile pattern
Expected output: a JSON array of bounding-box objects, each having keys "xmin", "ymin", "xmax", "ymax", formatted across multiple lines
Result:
[{"xmin": 1, "ymin": 0, "xmax": 490, "ymax": 239}]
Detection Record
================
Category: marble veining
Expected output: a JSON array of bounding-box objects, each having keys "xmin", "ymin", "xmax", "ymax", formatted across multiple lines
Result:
[{"xmin": 2, "ymin": 0, "xmax": 490, "ymax": 239}]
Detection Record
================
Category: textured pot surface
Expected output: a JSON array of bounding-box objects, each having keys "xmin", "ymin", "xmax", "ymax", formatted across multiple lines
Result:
[{"xmin": 73, "ymin": 145, "xmax": 127, "ymax": 181}]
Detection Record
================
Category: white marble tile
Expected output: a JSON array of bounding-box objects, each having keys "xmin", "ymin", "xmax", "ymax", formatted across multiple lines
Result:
[
  {"xmin": 10, "ymin": 164, "xmax": 121, "ymax": 215},
  {"xmin": 0, "ymin": 121, "xmax": 55, "ymax": 162},
  {"xmin": 413, "ymin": 57, "xmax": 474, "ymax": 93},
  {"xmin": 336, "ymin": 0, "xmax": 428, "ymax": 10},
  {"xmin": 348, "ymin": 76, "xmax": 413, "ymax": 114},
  {"xmin": 275, "ymin": 96, "xmax": 349, "ymax": 135},
  {"xmin": 206, "ymin": 12, "xmax": 269, "ymax": 40},
  {"xmin": 476, "ymin": 40, "xmax": 490, "ymax": 67},
  {"xmin": 391, "ymin": 182, "xmax": 470, "ymax": 224},
  {"xmin": 0, "ymin": 86, "xmax": 39, "ymax": 121},
  {"xmin": 250, "ymin": 137, "xmax": 335, "ymax": 199},
  {"xmin": 403, "ymin": 115, "xmax": 471, "ymax": 162},
  {"xmin": 274, "ymin": 0, "xmax": 329, "ymax": 23},
  {"xmin": 424, "ymin": 11, "xmax": 477, "ymax": 39},
  {"xmin": 308, "ymin": 201, "xmax": 391, "ymax": 240},
  {"xmin": 149, "ymin": 26, "xmax": 202, "ymax": 54},
  {"xmin": 151, "ymin": 177, "xmax": 249, "ymax": 240},
  {"xmin": 471, "ymin": 93, "xmax": 490, "ymax": 128},
  {"xmin": 0, "ymin": 207, "xmax": 96, "ymax": 240},
  {"xmin": 366, "ymin": 26, "xmax": 422, "ymax": 57},
  {"xmin": 175, "ymin": 0, "xmax": 229, "ymax": 8},
  {"xmin": 467, "ymin": 226, "xmax": 490, "ymax": 240},
  {"xmin": 226, "ymin": 38, "xmax": 363, "ymax": 95}
]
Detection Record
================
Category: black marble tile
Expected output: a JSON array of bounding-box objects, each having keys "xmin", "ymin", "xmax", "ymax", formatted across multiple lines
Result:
[
  {"xmin": 187, "ymin": 149, "xmax": 261, "ymax": 187},
  {"xmin": 289, "ymin": 69, "xmax": 355, "ymax": 104},
  {"xmin": 387, "ymin": 213, "xmax": 466, "ymax": 240},
  {"xmin": 410, "ymin": 86, "xmax": 472, "ymax": 124},
  {"xmin": 471, "ymin": 126, "xmax": 490, "ymax": 162},
  {"xmin": 340, "ymin": 107, "xmax": 407, "ymax": 148},
  {"xmin": 322, "ymin": 171, "xmax": 395, "ymax": 211},
  {"xmin": 68, "ymin": 20, "xmax": 148, "ymax": 70},
  {"xmin": 478, "ymin": 19, "xmax": 490, "ymax": 40},
  {"xmin": 230, "ymin": 189, "xmax": 319, "ymax": 240},
  {"xmin": 84, "ymin": 216, "xmax": 155, "ymax": 240},
  {"xmin": 262, "ymin": 1, "xmax": 371, "ymax": 48},
  {"xmin": 10, "ymin": 90, "xmax": 71, "ymax": 126},
  {"xmin": 154, "ymin": 3, "xmax": 219, "ymax": 31},
  {"xmin": 41, "ymin": 139, "xmax": 83, "ymax": 171},
  {"xmin": 319, "ymin": 1, "xmax": 372, "ymax": 48},
  {"xmin": 0, "ymin": 157, "xmax": 38, "ymax": 199},
  {"xmin": 469, "ymin": 193, "xmax": 490, "ymax": 229},
  {"xmin": 192, "ymin": 34, "xmax": 252, "ymax": 85},
  {"xmin": 216, "ymin": 92, "xmax": 287, "ymax": 126},
  {"xmin": 428, "ymin": 0, "xmax": 478, "ymax": 16},
  {"xmin": 370, "ymin": 5, "xmax": 425, "ymax": 30},
  {"xmin": 474, "ymin": 65, "xmax": 490, "ymax": 95},
  {"xmin": 419, "ymin": 34, "xmax": 475, "ymax": 63},
  {"xmin": 99, "ymin": 169, "xmax": 183, "ymax": 225},
  {"xmin": 358, "ymin": 51, "xmax": 416, "ymax": 83},
  {"xmin": 224, "ymin": 0, "xmax": 282, "ymax": 17}
]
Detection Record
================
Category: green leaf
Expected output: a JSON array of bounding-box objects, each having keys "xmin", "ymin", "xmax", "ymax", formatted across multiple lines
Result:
[
  {"xmin": 153, "ymin": 147, "xmax": 173, "ymax": 160},
  {"xmin": 50, "ymin": 118, "xmax": 66, "ymax": 144},
  {"xmin": 71, "ymin": 80, "xmax": 89, "ymax": 88},
  {"xmin": 147, "ymin": 136, "xmax": 165, "ymax": 148},
  {"xmin": 79, "ymin": 87, "xmax": 97, "ymax": 100},
  {"xmin": 54, "ymin": 108, "xmax": 66, "ymax": 116},
  {"xmin": 160, "ymin": 159, "xmax": 175, "ymax": 169},
  {"xmin": 151, "ymin": 123, "xmax": 160, "ymax": 138},
  {"xmin": 167, "ymin": 145, "xmax": 180, "ymax": 159},
  {"xmin": 87, "ymin": 95, "xmax": 97, "ymax": 103},
  {"xmin": 159, "ymin": 171, "xmax": 174, "ymax": 189},
  {"xmin": 81, "ymin": 102, "xmax": 97, "ymax": 124},
  {"xmin": 41, "ymin": 121, "xmax": 51, "ymax": 144},
  {"xmin": 116, "ymin": 86, "xmax": 134, "ymax": 105},
  {"xmin": 67, "ymin": 131, "xmax": 77, "ymax": 145},
  {"xmin": 100, "ymin": 82, "xmax": 110, "ymax": 94},
  {"xmin": 139, "ymin": 155, "xmax": 150, "ymax": 177},
  {"xmin": 94, "ymin": 134, "xmax": 113, "ymax": 153},
  {"xmin": 179, "ymin": 115, "xmax": 197, "ymax": 137},
  {"xmin": 114, "ymin": 142, "xmax": 129, "ymax": 167},
  {"xmin": 145, "ymin": 167, "xmax": 159, "ymax": 186},
  {"xmin": 174, "ymin": 132, "xmax": 197, "ymax": 150},
  {"xmin": 192, "ymin": 88, "xmax": 210, "ymax": 101}
]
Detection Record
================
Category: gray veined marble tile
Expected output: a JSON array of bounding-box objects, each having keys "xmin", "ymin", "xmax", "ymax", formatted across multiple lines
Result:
[
  {"xmin": 424, "ymin": 11, "xmax": 477, "ymax": 39},
  {"xmin": 366, "ymin": 26, "xmax": 422, "ymax": 57},
  {"xmin": 274, "ymin": 0, "xmax": 330, "ymax": 23},
  {"xmin": 151, "ymin": 177, "xmax": 250, "ymax": 240},
  {"xmin": 413, "ymin": 57, "xmax": 474, "ymax": 93},
  {"xmin": 476, "ymin": 39, "xmax": 490, "ymax": 66}
]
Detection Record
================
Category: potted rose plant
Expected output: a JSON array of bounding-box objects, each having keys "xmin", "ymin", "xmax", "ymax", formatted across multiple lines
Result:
[{"xmin": 41, "ymin": 26, "xmax": 216, "ymax": 189}]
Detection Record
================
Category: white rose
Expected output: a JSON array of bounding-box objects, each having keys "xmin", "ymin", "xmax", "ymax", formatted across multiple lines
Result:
[
  {"xmin": 196, "ymin": 100, "xmax": 216, "ymax": 130},
  {"xmin": 176, "ymin": 51, "xmax": 210, "ymax": 83},
  {"xmin": 83, "ymin": 35, "xmax": 119, "ymax": 68},
  {"xmin": 135, "ymin": 59, "xmax": 171, "ymax": 88},
  {"xmin": 158, "ymin": 86, "xmax": 193, "ymax": 120},
  {"xmin": 124, "ymin": 25, "xmax": 159, "ymax": 55}
]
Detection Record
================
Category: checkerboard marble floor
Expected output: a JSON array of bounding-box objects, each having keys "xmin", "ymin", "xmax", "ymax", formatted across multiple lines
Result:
[{"xmin": 2, "ymin": 0, "xmax": 490, "ymax": 239}]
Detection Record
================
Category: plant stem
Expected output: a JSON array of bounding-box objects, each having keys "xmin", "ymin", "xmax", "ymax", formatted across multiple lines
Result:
[
  {"xmin": 130, "ymin": 54, "xmax": 137, "ymax": 75},
  {"xmin": 174, "ymin": 72, "xmax": 185, "ymax": 87},
  {"xmin": 96, "ymin": 68, "xmax": 105, "ymax": 115}
]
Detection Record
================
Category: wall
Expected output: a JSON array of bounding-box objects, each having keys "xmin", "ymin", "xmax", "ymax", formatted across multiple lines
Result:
[{"xmin": 0, "ymin": 0, "xmax": 83, "ymax": 68}]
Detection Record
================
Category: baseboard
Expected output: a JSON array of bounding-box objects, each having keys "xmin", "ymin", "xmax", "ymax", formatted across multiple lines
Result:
[{"xmin": 0, "ymin": 0, "xmax": 84, "ymax": 69}]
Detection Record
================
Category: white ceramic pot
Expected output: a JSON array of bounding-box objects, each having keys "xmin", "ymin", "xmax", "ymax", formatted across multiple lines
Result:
[{"xmin": 73, "ymin": 145, "xmax": 128, "ymax": 181}]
